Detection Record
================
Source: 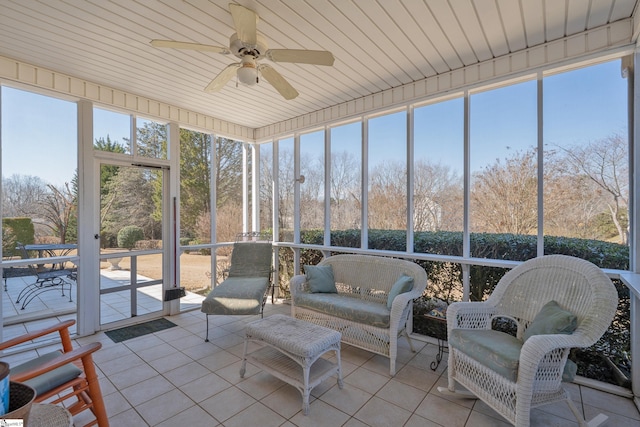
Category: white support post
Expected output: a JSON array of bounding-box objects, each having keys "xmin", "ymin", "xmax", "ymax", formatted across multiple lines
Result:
[
  {"xmin": 324, "ymin": 127, "xmax": 331, "ymax": 247},
  {"xmin": 242, "ymin": 142, "xmax": 249, "ymax": 234},
  {"xmin": 462, "ymin": 92, "xmax": 471, "ymax": 301},
  {"xmin": 167, "ymin": 122, "xmax": 180, "ymax": 315},
  {"xmin": 537, "ymin": 74, "xmax": 544, "ymax": 256},
  {"xmin": 361, "ymin": 118, "xmax": 369, "ymax": 249},
  {"xmin": 77, "ymin": 99, "xmax": 98, "ymax": 336},
  {"xmin": 211, "ymin": 134, "xmax": 218, "ymax": 289},
  {"xmin": 293, "ymin": 134, "xmax": 301, "ymax": 270},
  {"xmin": 407, "ymin": 106, "xmax": 414, "ymax": 254},
  {"xmin": 629, "ymin": 50, "xmax": 640, "ymax": 411},
  {"xmin": 252, "ymin": 143, "xmax": 260, "ymax": 233}
]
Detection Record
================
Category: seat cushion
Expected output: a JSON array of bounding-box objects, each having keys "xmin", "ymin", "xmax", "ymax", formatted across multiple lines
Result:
[
  {"xmin": 294, "ymin": 292, "xmax": 391, "ymax": 328},
  {"xmin": 201, "ymin": 277, "xmax": 269, "ymax": 315},
  {"xmin": 304, "ymin": 265, "xmax": 337, "ymax": 293},
  {"xmin": 523, "ymin": 300, "xmax": 577, "ymax": 342},
  {"xmin": 11, "ymin": 350, "xmax": 82, "ymax": 396},
  {"xmin": 449, "ymin": 329, "xmax": 523, "ymax": 382}
]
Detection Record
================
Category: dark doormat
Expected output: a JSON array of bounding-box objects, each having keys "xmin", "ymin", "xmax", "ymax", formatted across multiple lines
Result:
[{"xmin": 105, "ymin": 318, "xmax": 178, "ymax": 343}]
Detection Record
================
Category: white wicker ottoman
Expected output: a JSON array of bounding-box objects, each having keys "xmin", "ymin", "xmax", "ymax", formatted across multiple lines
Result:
[{"xmin": 240, "ymin": 314, "xmax": 343, "ymax": 415}]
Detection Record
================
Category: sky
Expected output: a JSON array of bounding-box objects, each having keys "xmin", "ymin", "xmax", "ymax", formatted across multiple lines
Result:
[{"xmin": 0, "ymin": 59, "xmax": 628, "ymax": 187}]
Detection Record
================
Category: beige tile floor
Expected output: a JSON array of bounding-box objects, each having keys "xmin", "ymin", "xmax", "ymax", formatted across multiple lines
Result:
[{"xmin": 4, "ymin": 301, "xmax": 640, "ymax": 427}]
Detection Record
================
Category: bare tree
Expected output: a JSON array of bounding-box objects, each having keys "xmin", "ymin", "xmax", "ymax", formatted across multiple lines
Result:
[
  {"xmin": 471, "ymin": 150, "xmax": 538, "ymax": 235},
  {"xmin": 369, "ymin": 161, "xmax": 407, "ymax": 230},
  {"xmin": 300, "ymin": 153, "xmax": 324, "ymax": 230},
  {"xmin": 214, "ymin": 201, "xmax": 242, "ymax": 243},
  {"xmin": 544, "ymin": 151, "xmax": 609, "ymax": 240},
  {"xmin": 557, "ymin": 135, "xmax": 629, "ymax": 244},
  {"xmin": 414, "ymin": 160, "xmax": 461, "ymax": 231},
  {"xmin": 259, "ymin": 145, "xmax": 274, "ymax": 229},
  {"xmin": 2, "ymin": 174, "xmax": 48, "ymax": 217},
  {"xmin": 278, "ymin": 147, "xmax": 295, "ymax": 237},
  {"xmin": 37, "ymin": 183, "xmax": 76, "ymax": 243},
  {"xmin": 330, "ymin": 151, "xmax": 360, "ymax": 230}
]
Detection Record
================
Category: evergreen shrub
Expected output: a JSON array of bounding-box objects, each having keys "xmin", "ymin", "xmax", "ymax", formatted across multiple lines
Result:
[
  {"xmin": 117, "ymin": 225, "xmax": 144, "ymax": 250},
  {"xmin": 2, "ymin": 218, "xmax": 35, "ymax": 257}
]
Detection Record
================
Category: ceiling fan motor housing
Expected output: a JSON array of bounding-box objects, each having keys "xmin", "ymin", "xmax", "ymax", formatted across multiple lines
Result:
[{"xmin": 229, "ymin": 32, "xmax": 268, "ymax": 59}]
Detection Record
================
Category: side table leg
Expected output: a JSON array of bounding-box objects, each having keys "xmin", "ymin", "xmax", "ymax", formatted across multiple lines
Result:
[
  {"xmin": 336, "ymin": 347, "xmax": 344, "ymax": 389},
  {"xmin": 430, "ymin": 338, "xmax": 444, "ymax": 371},
  {"xmin": 302, "ymin": 365, "xmax": 311, "ymax": 415},
  {"xmin": 240, "ymin": 339, "xmax": 249, "ymax": 377}
]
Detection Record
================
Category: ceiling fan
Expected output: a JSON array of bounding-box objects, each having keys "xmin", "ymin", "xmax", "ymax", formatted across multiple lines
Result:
[{"xmin": 151, "ymin": 3, "xmax": 335, "ymax": 100}]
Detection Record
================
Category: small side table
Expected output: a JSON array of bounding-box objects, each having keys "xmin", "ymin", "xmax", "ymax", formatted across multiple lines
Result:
[
  {"xmin": 424, "ymin": 314, "xmax": 448, "ymax": 370},
  {"xmin": 28, "ymin": 404, "xmax": 73, "ymax": 427}
]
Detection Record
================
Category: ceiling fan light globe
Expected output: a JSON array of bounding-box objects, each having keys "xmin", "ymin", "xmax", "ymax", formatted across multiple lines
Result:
[{"xmin": 237, "ymin": 66, "xmax": 258, "ymax": 86}]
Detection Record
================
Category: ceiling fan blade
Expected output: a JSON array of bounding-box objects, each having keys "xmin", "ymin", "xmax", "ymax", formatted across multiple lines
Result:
[
  {"xmin": 258, "ymin": 64, "xmax": 299, "ymax": 100},
  {"xmin": 229, "ymin": 3, "xmax": 258, "ymax": 46},
  {"xmin": 204, "ymin": 63, "xmax": 241, "ymax": 92},
  {"xmin": 151, "ymin": 39, "xmax": 229, "ymax": 54},
  {"xmin": 266, "ymin": 49, "xmax": 335, "ymax": 66}
]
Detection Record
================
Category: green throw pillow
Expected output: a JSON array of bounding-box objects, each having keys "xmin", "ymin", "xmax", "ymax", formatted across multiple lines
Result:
[
  {"xmin": 523, "ymin": 300, "xmax": 577, "ymax": 342},
  {"xmin": 305, "ymin": 265, "xmax": 337, "ymax": 293},
  {"xmin": 387, "ymin": 274, "xmax": 414, "ymax": 309}
]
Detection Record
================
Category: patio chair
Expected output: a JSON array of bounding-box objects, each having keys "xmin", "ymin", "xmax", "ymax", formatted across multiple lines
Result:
[
  {"xmin": 0, "ymin": 319, "xmax": 109, "ymax": 427},
  {"xmin": 438, "ymin": 254, "xmax": 617, "ymax": 427},
  {"xmin": 201, "ymin": 232, "xmax": 273, "ymax": 341},
  {"xmin": 13, "ymin": 242, "xmax": 77, "ymax": 309},
  {"xmin": 2, "ymin": 265, "xmax": 34, "ymax": 292}
]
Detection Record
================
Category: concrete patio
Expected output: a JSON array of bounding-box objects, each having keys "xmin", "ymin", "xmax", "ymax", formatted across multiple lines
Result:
[
  {"xmin": 1, "ymin": 300, "xmax": 638, "ymax": 426},
  {"xmin": 2, "ymin": 271, "xmax": 205, "ymax": 326}
]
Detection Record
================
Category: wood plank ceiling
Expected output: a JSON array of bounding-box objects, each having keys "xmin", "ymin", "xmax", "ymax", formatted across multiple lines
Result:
[{"xmin": 0, "ymin": 0, "xmax": 637, "ymax": 130}]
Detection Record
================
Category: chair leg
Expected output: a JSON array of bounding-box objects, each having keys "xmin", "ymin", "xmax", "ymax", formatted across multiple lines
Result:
[
  {"xmin": 436, "ymin": 386, "xmax": 477, "ymax": 398},
  {"xmin": 83, "ymin": 354, "xmax": 109, "ymax": 427},
  {"xmin": 205, "ymin": 314, "xmax": 210, "ymax": 342},
  {"xmin": 566, "ymin": 398, "xmax": 608, "ymax": 427},
  {"xmin": 404, "ymin": 330, "xmax": 416, "ymax": 353}
]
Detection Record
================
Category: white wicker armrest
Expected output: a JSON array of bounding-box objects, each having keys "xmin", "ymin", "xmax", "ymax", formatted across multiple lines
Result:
[
  {"xmin": 523, "ymin": 331, "xmax": 592, "ymax": 356},
  {"xmin": 389, "ymin": 290, "xmax": 417, "ymax": 309},
  {"xmin": 517, "ymin": 333, "xmax": 586, "ymax": 384},
  {"xmin": 389, "ymin": 291, "xmax": 416, "ymax": 326},
  {"xmin": 290, "ymin": 274, "xmax": 307, "ymax": 296},
  {"xmin": 446, "ymin": 301, "xmax": 497, "ymax": 330}
]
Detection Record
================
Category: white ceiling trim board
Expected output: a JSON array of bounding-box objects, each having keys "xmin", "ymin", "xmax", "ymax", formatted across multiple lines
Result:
[
  {"xmin": 0, "ymin": 55, "xmax": 254, "ymax": 141},
  {"xmin": 256, "ymin": 19, "xmax": 635, "ymax": 141}
]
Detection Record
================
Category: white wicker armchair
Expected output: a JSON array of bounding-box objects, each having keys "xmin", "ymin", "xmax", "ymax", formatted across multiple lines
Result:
[{"xmin": 438, "ymin": 255, "xmax": 617, "ymax": 427}]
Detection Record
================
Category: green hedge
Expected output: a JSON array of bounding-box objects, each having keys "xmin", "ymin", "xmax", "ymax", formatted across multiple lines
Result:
[
  {"xmin": 2, "ymin": 217, "xmax": 35, "ymax": 257},
  {"xmin": 278, "ymin": 229, "xmax": 629, "ymax": 298}
]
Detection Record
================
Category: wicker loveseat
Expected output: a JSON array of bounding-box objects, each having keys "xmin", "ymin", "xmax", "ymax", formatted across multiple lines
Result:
[{"xmin": 290, "ymin": 254, "xmax": 428, "ymax": 376}]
